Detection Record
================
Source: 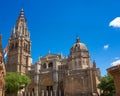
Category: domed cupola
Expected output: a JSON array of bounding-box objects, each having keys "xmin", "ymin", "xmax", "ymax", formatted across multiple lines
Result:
[
  {"xmin": 70, "ymin": 37, "xmax": 88, "ymax": 55},
  {"xmin": 68, "ymin": 37, "xmax": 90, "ymax": 69}
]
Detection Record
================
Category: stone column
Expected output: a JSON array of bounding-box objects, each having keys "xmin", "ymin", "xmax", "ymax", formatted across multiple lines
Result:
[
  {"xmin": 54, "ymin": 90, "xmax": 57, "ymax": 96},
  {"xmin": 24, "ymin": 92, "xmax": 26, "ymax": 96},
  {"xmin": 32, "ymin": 91, "xmax": 34, "ymax": 96},
  {"xmin": 35, "ymin": 87, "xmax": 38, "ymax": 96},
  {"xmin": 41, "ymin": 90, "xmax": 44, "ymax": 96},
  {"xmin": 0, "ymin": 89, "xmax": 2, "ymax": 96},
  {"xmin": 59, "ymin": 90, "xmax": 61, "ymax": 96},
  {"xmin": 107, "ymin": 65, "xmax": 120, "ymax": 96},
  {"xmin": 28, "ymin": 92, "xmax": 30, "ymax": 96},
  {"xmin": 46, "ymin": 90, "xmax": 48, "ymax": 96},
  {"xmin": 50, "ymin": 90, "xmax": 53, "ymax": 96}
]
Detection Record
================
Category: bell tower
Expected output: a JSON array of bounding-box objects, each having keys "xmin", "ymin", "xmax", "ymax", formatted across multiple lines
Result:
[{"xmin": 6, "ymin": 8, "xmax": 32, "ymax": 74}]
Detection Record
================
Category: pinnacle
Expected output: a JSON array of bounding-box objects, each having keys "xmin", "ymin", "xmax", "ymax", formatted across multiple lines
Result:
[{"xmin": 19, "ymin": 8, "xmax": 24, "ymax": 18}]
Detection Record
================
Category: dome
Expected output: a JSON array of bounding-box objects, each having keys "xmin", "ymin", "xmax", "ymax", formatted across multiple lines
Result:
[{"xmin": 70, "ymin": 37, "xmax": 88, "ymax": 53}]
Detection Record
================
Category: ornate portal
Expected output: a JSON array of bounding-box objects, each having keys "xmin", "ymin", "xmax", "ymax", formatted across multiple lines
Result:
[{"xmin": 41, "ymin": 77, "xmax": 54, "ymax": 86}]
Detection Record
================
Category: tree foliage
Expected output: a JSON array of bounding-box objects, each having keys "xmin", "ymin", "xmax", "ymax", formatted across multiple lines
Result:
[
  {"xmin": 98, "ymin": 74, "xmax": 115, "ymax": 96},
  {"xmin": 5, "ymin": 72, "xmax": 31, "ymax": 95}
]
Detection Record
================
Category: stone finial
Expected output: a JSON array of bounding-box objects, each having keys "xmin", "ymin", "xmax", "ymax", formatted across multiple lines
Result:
[
  {"xmin": 93, "ymin": 60, "xmax": 96, "ymax": 68},
  {"xmin": 19, "ymin": 8, "xmax": 24, "ymax": 18},
  {"xmin": 76, "ymin": 36, "xmax": 80, "ymax": 43}
]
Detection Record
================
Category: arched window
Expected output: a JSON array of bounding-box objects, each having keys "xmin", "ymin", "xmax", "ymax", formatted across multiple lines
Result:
[
  {"xmin": 15, "ymin": 42, "xmax": 18, "ymax": 48},
  {"xmin": 43, "ymin": 63, "xmax": 46, "ymax": 69},
  {"xmin": 26, "ymin": 44, "xmax": 28, "ymax": 51},
  {"xmin": 75, "ymin": 61, "xmax": 77, "ymax": 66},
  {"xmin": 10, "ymin": 44, "xmax": 14, "ymax": 50},
  {"xmin": 19, "ymin": 22, "xmax": 25, "ymax": 36},
  {"xmin": 24, "ymin": 43, "xmax": 25, "ymax": 50},
  {"xmin": 24, "ymin": 43, "xmax": 27, "ymax": 51},
  {"xmin": 48, "ymin": 62, "xmax": 53, "ymax": 68}
]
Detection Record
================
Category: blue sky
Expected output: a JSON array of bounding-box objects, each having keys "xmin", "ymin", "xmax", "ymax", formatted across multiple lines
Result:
[{"xmin": 0, "ymin": 0, "xmax": 120, "ymax": 76}]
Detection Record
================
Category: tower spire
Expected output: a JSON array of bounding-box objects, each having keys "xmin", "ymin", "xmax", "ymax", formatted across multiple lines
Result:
[
  {"xmin": 19, "ymin": 8, "xmax": 24, "ymax": 18},
  {"xmin": 7, "ymin": 8, "xmax": 32, "ymax": 74},
  {"xmin": 10, "ymin": 8, "xmax": 30, "ymax": 39}
]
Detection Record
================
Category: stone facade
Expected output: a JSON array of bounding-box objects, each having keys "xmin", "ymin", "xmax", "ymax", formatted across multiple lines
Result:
[
  {"xmin": 64, "ymin": 38, "xmax": 100, "ymax": 96},
  {"xmin": 107, "ymin": 65, "xmax": 120, "ymax": 96},
  {"xmin": 6, "ymin": 9, "xmax": 32, "ymax": 74},
  {"xmin": 0, "ymin": 35, "xmax": 6, "ymax": 96},
  {"xmin": 31, "ymin": 37, "xmax": 101, "ymax": 96},
  {"xmin": 6, "ymin": 9, "xmax": 101, "ymax": 96}
]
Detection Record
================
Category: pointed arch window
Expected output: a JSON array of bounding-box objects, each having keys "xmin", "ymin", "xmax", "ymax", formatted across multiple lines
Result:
[
  {"xmin": 20, "ymin": 24, "xmax": 22, "ymax": 36},
  {"xmin": 12, "ymin": 44, "xmax": 14, "ymax": 49},
  {"xmin": 10, "ymin": 43, "xmax": 14, "ymax": 50},
  {"xmin": 15, "ymin": 42, "xmax": 18, "ymax": 48},
  {"xmin": 19, "ymin": 23, "xmax": 24, "ymax": 36},
  {"xmin": 75, "ymin": 61, "xmax": 77, "ymax": 66},
  {"xmin": 24, "ymin": 43, "xmax": 28, "ymax": 51}
]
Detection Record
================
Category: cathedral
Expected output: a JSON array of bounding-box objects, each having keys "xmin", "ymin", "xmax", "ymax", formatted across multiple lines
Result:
[
  {"xmin": 6, "ymin": 8, "xmax": 32, "ymax": 74},
  {"xmin": 6, "ymin": 9, "xmax": 101, "ymax": 96}
]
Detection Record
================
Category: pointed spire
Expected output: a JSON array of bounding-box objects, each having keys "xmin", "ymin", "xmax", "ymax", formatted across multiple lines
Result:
[
  {"xmin": 93, "ymin": 60, "xmax": 96, "ymax": 68},
  {"xmin": 19, "ymin": 8, "xmax": 24, "ymax": 18},
  {"xmin": 11, "ymin": 26, "xmax": 16, "ymax": 38},
  {"xmin": 11, "ymin": 8, "xmax": 30, "ymax": 39},
  {"xmin": 76, "ymin": 36, "xmax": 80, "ymax": 43}
]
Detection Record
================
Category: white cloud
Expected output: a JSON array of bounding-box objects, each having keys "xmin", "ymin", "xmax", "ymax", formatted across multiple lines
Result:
[
  {"xmin": 109, "ymin": 17, "xmax": 120, "ymax": 28},
  {"xmin": 103, "ymin": 44, "xmax": 109, "ymax": 50},
  {"xmin": 115, "ymin": 57, "xmax": 119, "ymax": 60},
  {"xmin": 111, "ymin": 59, "xmax": 120, "ymax": 66}
]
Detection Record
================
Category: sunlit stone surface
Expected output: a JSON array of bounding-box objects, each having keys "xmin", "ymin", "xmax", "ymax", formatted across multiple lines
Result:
[{"xmin": 107, "ymin": 65, "xmax": 120, "ymax": 96}]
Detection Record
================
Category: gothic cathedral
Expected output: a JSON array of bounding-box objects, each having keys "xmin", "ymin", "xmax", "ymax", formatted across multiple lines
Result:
[
  {"xmin": 6, "ymin": 9, "xmax": 32, "ymax": 74},
  {"xmin": 5, "ymin": 9, "xmax": 101, "ymax": 96}
]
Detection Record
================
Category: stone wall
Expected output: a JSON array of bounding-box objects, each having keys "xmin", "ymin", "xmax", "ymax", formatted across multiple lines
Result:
[{"xmin": 107, "ymin": 65, "xmax": 120, "ymax": 96}]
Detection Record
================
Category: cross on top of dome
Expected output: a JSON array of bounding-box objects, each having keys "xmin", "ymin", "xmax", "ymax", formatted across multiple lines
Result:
[{"xmin": 76, "ymin": 36, "xmax": 80, "ymax": 43}]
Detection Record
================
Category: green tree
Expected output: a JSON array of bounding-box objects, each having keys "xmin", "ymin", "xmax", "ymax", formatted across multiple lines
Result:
[
  {"xmin": 98, "ymin": 74, "xmax": 115, "ymax": 96},
  {"xmin": 5, "ymin": 72, "xmax": 31, "ymax": 96}
]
